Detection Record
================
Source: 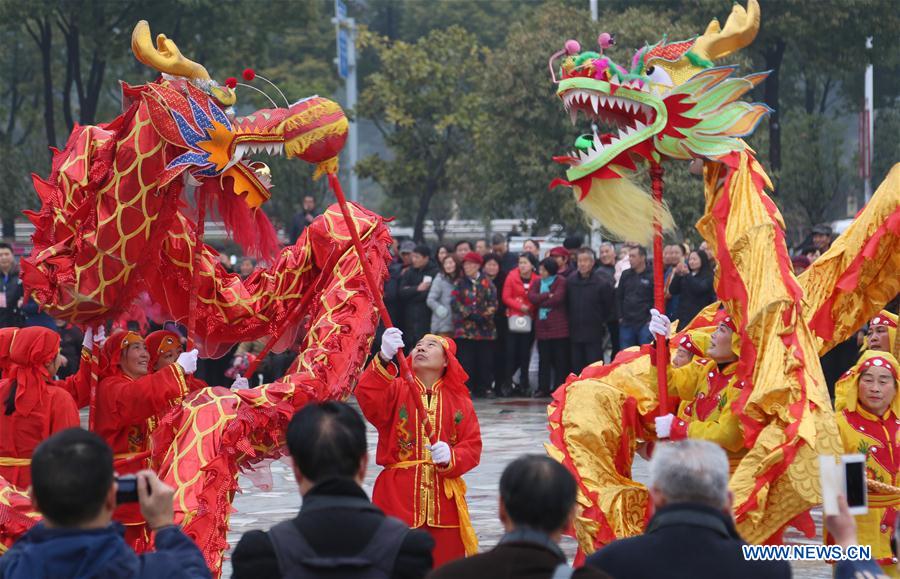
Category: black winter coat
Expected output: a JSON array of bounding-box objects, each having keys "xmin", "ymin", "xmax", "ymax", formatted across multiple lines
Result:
[
  {"xmin": 616, "ymin": 267, "xmax": 654, "ymax": 326},
  {"xmin": 398, "ymin": 261, "xmax": 441, "ymax": 344},
  {"xmin": 232, "ymin": 478, "xmax": 434, "ymax": 579},
  {"xmin": 669, "ymin": 270, "xmax": 716, "ymax": 325},
  {"xmin": 586, "ymin": 503, "xmax": 791, "ymax": 579},
  {"xmin": 566, "ymin": 270, "xmax": 614, "ymax": 343}
]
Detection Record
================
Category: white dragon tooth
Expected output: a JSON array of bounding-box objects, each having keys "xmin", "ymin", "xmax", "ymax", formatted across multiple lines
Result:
[
  {"xmin": 570, "ymin": 109, "xmax": 578, "ymax": 125},
  {"xmin": 590, "ymin": 94, "xmax": 599, "ymax": 113},
  {"xmin": 623, "ymin": 101, "xmax": 634, "ymax": 114},
  {"xmin": 598, "ymin": 95, "xmax": 608, "ymax": 108}
]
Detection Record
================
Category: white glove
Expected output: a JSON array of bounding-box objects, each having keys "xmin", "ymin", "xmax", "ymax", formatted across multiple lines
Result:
[
  {"xmin": 380, "ymin": 327, "xmax": 404, "ymax": 360},
  {"xmin": 435, "ymin": 305, "xmax": 449, "ymax": 318},
  {"xmin": 230, "ymin": 374, "xmax": 249, "ymax": 389},
  {"xmin": 94, "ymin": 325, "xmax": 106, "ymax": 346},
  {"xmin": 428, "ymin": 441, "xmax": 451, "ymax": 465},
  {"xmin": 176, "ymin": 349, "xmax": 199, "ymax": 375},
  {"xmin": 648, "ymin": 308, "xmax": 671, "ymax": 338},
  {"xmin": 83, "ymin": 325, "xmax": 107, "ymax": 350},
  {"xmin": 655, "ymin": 413, "xmax": 675, "ymax": 439}
]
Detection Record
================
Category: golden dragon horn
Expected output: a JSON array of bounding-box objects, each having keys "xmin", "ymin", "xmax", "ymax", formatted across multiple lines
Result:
[
  {"xmin": 131, "ymin": 20, "xmax": 211, "ymax": 81},
  {"xmin": 692, "ymin": 0, "xmax": 761, "ymax": 62}
]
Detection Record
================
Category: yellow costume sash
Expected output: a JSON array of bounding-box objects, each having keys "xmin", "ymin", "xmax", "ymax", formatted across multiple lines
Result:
[{"xmin": 387, "ymin": 459, "xmax": 478, "ymax": 556}]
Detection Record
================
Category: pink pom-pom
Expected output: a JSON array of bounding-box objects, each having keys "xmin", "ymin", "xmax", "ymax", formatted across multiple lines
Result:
[
  {"xmin": 224, "ymin": 77, "xmax": 237, "ymax": 89},
  {"xmin": 564, "ymin": 39, "xmax": 581, "ymax": 55},
  {"xmin": 598, "ymin": 33, "xmax": 614, "ymax": 49},
  {"xmin": 242, "ymin": 68, "xmax": 256, "ymax": 81}
]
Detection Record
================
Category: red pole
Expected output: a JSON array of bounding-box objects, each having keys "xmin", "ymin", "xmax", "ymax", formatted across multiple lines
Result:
[
  {"xmin": 649, "ymin": 162, "xmax": 670, "ymax": 415},
  {"xmin": 243, "ymin": 281, "xmax": 319, "ymax": 379},
  {"xmin": 88, "ymin": 339, "xmax": 100, "ymax": 431},
  {"xmin": 326, "ymin": 173, "xmax": 437, "ymax": 445}
]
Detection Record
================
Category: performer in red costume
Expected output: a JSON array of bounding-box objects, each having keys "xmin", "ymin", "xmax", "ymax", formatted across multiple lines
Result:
[
  {"xmin": 146, "ymin": 329, "xmax": 248, "ymax": 389},
  {"xmin": 0, "ymin": 327, "xmax": 80, "ymax": 488},
  {"xmin": 94, "ymin": 329, "xmax": 200, "ymax": 552},
  {"xmin": 356, "ymin": 328, "xmax": 482, "ymax": 567}
]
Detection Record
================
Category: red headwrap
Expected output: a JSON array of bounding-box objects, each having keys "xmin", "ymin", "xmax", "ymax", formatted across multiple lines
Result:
[
  {"xmin": 101, "ymin": 330, "xmax": 144, "ymax": 376},
  {"xmin": 0, "ymin": 327, "xmax": 60, "ymax": 417},
  {"xmin": 146, "ymin": 330, "xmax": 182, "ymax": 371},
  {"xmin": 422, "ymin": 334, "xmax": 470, "ymax": 393},
  {"xmin": 675, "ymin": 331, "xmax": 710, "ymax": 358}
]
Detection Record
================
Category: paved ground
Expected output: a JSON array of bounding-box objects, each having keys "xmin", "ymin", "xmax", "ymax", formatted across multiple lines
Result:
[{"xmin": 224, "ymin": 397, "xmax": 832, "ymax": 578}]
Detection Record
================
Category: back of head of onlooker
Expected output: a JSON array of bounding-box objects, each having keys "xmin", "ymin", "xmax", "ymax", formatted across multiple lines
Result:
[
  {"xmin": 498, "ymin": 455, "xmax": 577, "ymax": 539},
  {"xmin": 648, "ymin": 439, "xmax": 731, "ymax": 512},
  {"xmin": 31, "ymin": 428, "xmax": 115, "ymax": 528},
  {"xmin": 286, "ymin": 401, "xmax": 368, "ymax": 494}
]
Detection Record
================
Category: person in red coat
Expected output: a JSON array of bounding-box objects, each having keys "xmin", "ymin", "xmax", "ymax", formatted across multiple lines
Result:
[
  {"xmin": 94, "ymin": 329, "xmax": 199, "ymax": 552},
  {"xmin": 0, "ymin": 327, "xmax": 80, "ymax": 489},
  {"xmin": 502, "ymin": 253, "xmax": 539, "ymax": 396},
  {"xmin": 356, "ymin": 328, "xmax": 482, "ymax": 567}
]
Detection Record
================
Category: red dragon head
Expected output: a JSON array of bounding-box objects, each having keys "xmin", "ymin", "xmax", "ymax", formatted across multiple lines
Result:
[{"xmin": 129, "ymin": 21, "xmax": 348, "ymax": 256}]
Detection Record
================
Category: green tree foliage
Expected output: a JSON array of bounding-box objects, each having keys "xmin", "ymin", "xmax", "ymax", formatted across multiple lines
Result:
[
  {"xmin": 780, "ymin": 112, "xmax": 856, "ymax": 233},
  {"xmin": 356, "ymin": 26, "xmax": 487, "ymax": 242},
  {"xmin": 873, "ymin": 107, "xmax": 900, "ymax": 187}
]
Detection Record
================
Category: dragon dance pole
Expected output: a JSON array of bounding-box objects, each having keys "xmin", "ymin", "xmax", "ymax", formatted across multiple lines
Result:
[
  {"xmin": 87, "ymin": 341, "xmax": 100, "ymax": 431},
  {"xmin": 649, "ymin": 161, "xmax": 670, "ymax": 415},
  {"xmin": 326, "ymin": 172, "xmax": 437, "ymax": 446}
]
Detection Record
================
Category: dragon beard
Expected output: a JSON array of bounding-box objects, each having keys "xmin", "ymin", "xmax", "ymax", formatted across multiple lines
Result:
[{"xmin": 574, "ymin": 175, "xmax": 674, "ymax": 245}]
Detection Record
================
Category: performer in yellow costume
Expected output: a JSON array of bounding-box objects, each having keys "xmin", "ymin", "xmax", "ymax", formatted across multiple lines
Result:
[
  {"xmin": 653, "ymin": 313, "xmax": 746, "ymax": 472},
  {"xmin": 867, "ymin": 311, "xmax": 898, "ymax": 354},
  {"xmin": 834, "ymin": 350, "xmax": 900, "ymax": 574}
]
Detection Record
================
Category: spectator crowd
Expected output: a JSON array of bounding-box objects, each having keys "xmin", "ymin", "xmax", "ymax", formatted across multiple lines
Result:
[{"xmin": 379, "ymin": 233, "xmax": 727, "ymax": 399}]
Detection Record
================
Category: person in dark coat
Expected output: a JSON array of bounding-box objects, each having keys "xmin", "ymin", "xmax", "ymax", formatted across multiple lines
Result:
[
  {"xmin": 0, "ymin": 243, "xmax": 23, "ymax": 329},
  {"xmin": 586, "ymin": 440, "xmax": 791, "ymax": 579},
  {"xmin": 566, "ymin": 248, "xmax": 614, "ymax": 374},
  {"xmin": 0, "ymin": 429, "xmax": 210, "ymax": 579},
  {"xmin": 427, "ymin": 455, "xmax": 609, "ymax": 579},
  {"xmin": 287, "ymin": 195, "xmax": 320, "ymax": 243},
  {"xmin": 491, "ymin": 233, "xmax": 519, "ymax": 274},
  {"xmin": 596, "ymin": 242, "xmax": 620, "ymax": 358},
  {"xmin": 616, "ymin": 245, "xmax": 654, "ymax": 348},
  {"xmin": 529, "ymin": 258, "xmax": 569, "ymax": 398},
  {"xmin": 483, "ymin": 253, "xmax": 510, "ymax": 395},
  {"xmin": 232, "ymin": 402, "xmax": 434, "ymax": 579},
  {"xmin": 668, "ymin": 249, "xmax": 716, "ymax": 326},
  {"xmin": 398, "ymin": 245, "xmax": 440, "ymax": 353}
]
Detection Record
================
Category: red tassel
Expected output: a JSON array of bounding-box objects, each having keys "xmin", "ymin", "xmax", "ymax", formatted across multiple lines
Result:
[{"xmin": 208, "ymin": 179, "xmax": 280, "ymax": 262}]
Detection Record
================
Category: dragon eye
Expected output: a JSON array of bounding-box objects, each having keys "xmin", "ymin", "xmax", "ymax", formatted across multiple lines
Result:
[{"xmin": 645, "ymin": 65, "xmax": 674, "ymax": 87}]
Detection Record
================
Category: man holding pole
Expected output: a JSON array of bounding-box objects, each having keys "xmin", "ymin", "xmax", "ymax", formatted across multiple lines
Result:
[{"xmin": 356, "ymin": 328, "xmax": 482, "ymax": 567}]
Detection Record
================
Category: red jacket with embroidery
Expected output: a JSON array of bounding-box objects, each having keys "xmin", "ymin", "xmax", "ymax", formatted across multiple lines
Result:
[
  {"xmin": 94, "ymin": 364, "xmax": 194, "ymax": 524},
  {"xmin": 355, "ymin": 356, "xmax": 482, "ymax": 528}
]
